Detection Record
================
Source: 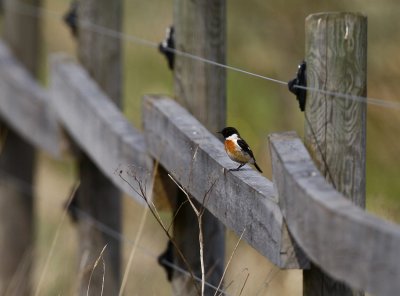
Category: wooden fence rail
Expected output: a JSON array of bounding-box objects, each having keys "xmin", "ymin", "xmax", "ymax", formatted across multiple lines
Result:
[
  {"xmin": 50, "ymin": 54, "xmax": 153, "ymax": 202},
  {"xmin": 269, "ymin": 131, "xmax": 400, "ymax": 296},
  {"xmin": 0, "ymin": 41, "xmax": 59, "ymax": 156},
  {"xmin": 0, "ymin": 14, "xmax": 399, "ymax": 296}
]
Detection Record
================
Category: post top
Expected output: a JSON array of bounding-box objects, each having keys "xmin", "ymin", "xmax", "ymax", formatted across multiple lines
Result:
[{"xmin": 306, "ymin": 12, "xmax": 367, "ymax": 22}]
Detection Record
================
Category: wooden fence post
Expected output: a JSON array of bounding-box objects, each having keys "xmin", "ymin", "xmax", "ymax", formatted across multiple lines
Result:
[
  {"xmin": 75, "ymin": 0, "xmax": 122, "ymax": 294},
  {"xmin": 172, "ymin": 0, "xmax": 226, "ymax": 294},
  {"xmin": 0, "ymin": 0, "xmax": 41, "ymax": 294},
  {"xmin": 303, "ymin": 12, "xmax": 367, "ymax": 296}
]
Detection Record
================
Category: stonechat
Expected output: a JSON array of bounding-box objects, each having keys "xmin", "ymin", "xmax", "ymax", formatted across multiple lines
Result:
[{"xmin": 218, "ymin": 127, "xmax": 262, "ymax": 173}]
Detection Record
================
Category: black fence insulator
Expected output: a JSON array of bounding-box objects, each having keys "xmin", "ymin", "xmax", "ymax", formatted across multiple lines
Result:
[
  {"xmin": 64, "ymin": 1, "xmax": 78, "ymax": 37},
  {"xmin": 159, "ymin": 26, "xmax": 175, "ymax": 70},
  {"xmin": 158, "ymin": 240, "xmax": 174, "ymax": 281},
  {"xmin": 288, "ymin": 61, "xmax": 307, "ymax": 111},
  {"xmin": 65, "ymin": 187, "xmax": 79, "ymax": 223}
]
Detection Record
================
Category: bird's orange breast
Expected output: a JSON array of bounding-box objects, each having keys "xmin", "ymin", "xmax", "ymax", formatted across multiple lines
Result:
[
  {"xmin": 224, "ymin": 139, "xmax": 237, "ymax": 153},
  {"xmin": 224, "ymin": 139, "xmax": 250, "ymax": 164}
]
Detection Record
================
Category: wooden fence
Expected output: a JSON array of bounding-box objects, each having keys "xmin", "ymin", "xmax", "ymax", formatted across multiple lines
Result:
[{"xmin": 1, "ymin": 2, "xmax": 400, "ymax": 296}]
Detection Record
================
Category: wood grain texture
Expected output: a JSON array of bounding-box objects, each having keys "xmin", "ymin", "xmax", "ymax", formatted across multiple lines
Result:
[
  {"xmin": 78, "ymin": 0, "xmax": 122, "ymax": 107},
  {"xmin": 304, "ymin": 13, "xmax": 367, "ymax": 296},
  {"xmin": 305, "ymin": 12, "xmax": 367, "ymax": 207},
  {"xmin": 51, "ymin": 55, "xmax": 153, "ymax": 204},
  {"xmin": 75, "ymin": 2, "xmax": 124, "ymax": 293},
  {"xmin": 143, "ymin": 96, "xmax": 308, "ymax": 270},
  {"xmin": 0, "ymin": 41, "xmax": 60, "ymax": 156},
  {"xmin": 173, "ymin": 1, "xmax": 227, "ymax": 293},
  {"xmin": 269, "ymin": 131, "xmax": 400, "ymax": 296},
  {"xmin": 174, "ymin": 0, "xmax": 226, "ymax": 132}
]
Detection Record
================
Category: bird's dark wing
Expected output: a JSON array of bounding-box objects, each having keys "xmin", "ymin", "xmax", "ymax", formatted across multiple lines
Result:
[{"xmin": 237, "ymin": 139, "xmax": 255, "ymax": 158}]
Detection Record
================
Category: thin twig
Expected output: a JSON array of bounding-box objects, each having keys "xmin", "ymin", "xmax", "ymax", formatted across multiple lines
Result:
[
  {"xmin": 167, "ymin": 174, "xmax": 190, "ymax": 200},
  {"xmin": 254, "ymin": 247, "xmax": 300, "ymax": 295},
  {"xmin": 200, "ymin": 178, "xmax": 219, "ymax": 216},
  {"xmin": 232, "ymin": 269, "xmax": 250, "ymax": 296},
  {"xmin": 167, "ymin": 199, "xmax": 189, "ymax": 233},
  {"xmin": 238, "ymin": 272, "xmax": 250, "ymax": 296},
  {"xmin": 119, "ymin": 171, "xmax": 168, "ymax": 230},
  {"xmin": 222, "ymin": 268, "xmax": 249, "ymax": 294},
  {"xmin": 214, "ymin": 228, "xmax": 246, "ymax": 296}
]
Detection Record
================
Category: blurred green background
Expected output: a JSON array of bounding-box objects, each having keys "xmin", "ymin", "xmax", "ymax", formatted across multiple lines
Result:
[{"xmin": 7, "ymin": 0, "xmax": 400, "ymax": 294}]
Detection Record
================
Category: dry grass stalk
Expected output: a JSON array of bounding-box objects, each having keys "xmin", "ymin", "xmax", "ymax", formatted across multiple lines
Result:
[
  {"xmin": 118, "ymin": 206, "xmax": 149, "ymax": 295},
  {"xmin": 238, "ymin": 272, "xmax": 250, "ymax": 296},
  {"xmin": 34, "ymin": 181, "xmax": 80, "ymax": 296},
  {"xmin": 214, "ymin": 228, "xmax": 246, "ymax": 296},
  {"xmin": 254, "ymin": 247, "xmax": 299, "ymax": 295},
  {"xmin": 222, "ymin": 268, "xmax": 249, "ymax": 293},
  {"xmin": 86, "ymin": 244, "xmax": 107, "ymax": 296}
]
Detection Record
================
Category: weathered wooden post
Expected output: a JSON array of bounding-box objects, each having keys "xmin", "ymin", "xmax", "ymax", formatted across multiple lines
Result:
[
  {"xmin": 0, "ymin": 0, "xmax": 41, "ymax": 294},
  {"xmin": 172, "ymin": 0, "xmax": 226, "ymax": 294},
  {"xmin": 75, "ymin": 0, "xmax": 122, "ymax": 294},
  {"xmin": 304, "ymin": 12, "xmax": 367, "ymax": 296}
]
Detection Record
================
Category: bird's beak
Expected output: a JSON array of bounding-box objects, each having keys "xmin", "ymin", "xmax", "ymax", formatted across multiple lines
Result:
[{"xmin": 217, "ymin": 130, "xmax": 222, "ymax": 134}]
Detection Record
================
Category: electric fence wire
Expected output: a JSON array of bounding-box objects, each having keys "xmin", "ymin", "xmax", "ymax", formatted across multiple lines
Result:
[
  {"xmin": 0, "ymin": 168, "xmax": 230, "ymax": 295},
  {"xmin": 7, "ymin": 1, "xmax": 400, "ymax": 111}
]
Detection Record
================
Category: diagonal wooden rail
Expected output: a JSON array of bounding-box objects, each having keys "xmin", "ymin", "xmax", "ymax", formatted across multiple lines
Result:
[
  {"xmin": 0, "ymin": 40, "xmax": 60, "ymax": 156},
  {"xmin": 50, "ymin": 54, "xmax": 153, "ymax": 202},
  {"xmin": 269, "ymin": 131, "xmax": 400, "ymax": 296},
  {"xmin": 142, "ymin": 95, "xmax": 308, "ymax": 269}
]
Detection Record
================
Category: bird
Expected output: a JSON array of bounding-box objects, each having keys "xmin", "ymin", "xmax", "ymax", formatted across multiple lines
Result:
[{"xmin": 218, "ymin": 127, "xmax": 263, "ymax": 173}]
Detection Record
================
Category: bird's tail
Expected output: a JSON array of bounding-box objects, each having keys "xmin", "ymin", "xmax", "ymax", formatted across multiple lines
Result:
[{"xmin": 254, "ymin": 162, "xmax": 263, "ymax": 173}]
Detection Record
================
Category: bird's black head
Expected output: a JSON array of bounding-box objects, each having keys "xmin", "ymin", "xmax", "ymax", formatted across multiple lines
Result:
[{"xmin": 218, "ymin": 127, "xmax": 240, "ymax": 138}]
